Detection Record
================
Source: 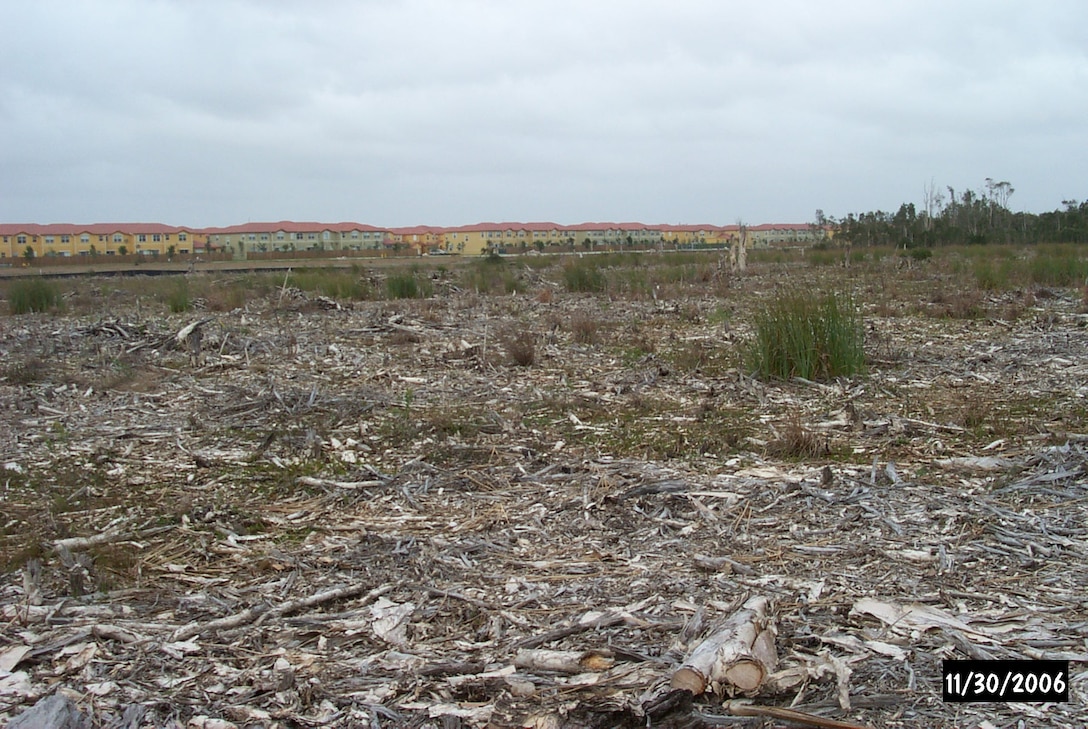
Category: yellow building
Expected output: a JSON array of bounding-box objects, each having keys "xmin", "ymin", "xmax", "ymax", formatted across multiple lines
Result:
[{"xmin": 0, "ymin": 223, "xmax": 203, "ymax": 260}]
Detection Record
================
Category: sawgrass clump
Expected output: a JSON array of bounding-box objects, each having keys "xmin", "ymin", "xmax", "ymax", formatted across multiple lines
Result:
[{"xmin": 746, "ymin": 289, "xmax": 865, "ymax": 381}]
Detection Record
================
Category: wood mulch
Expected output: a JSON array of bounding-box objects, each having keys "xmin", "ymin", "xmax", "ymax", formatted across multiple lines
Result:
[{"xmin": 1, "ymin": 263, "xmax": 1086, "ymax": 727}]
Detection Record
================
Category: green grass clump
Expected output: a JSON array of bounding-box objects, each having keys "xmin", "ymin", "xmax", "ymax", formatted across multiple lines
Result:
[
  {"xmin": 563, "ymin": 260, "xmax": 606, "ymax": 293},
  {"xmin": 746, "ymin": 289, "xmax": 866, "ymax": 381},
  {"xmin": 8, "ymin": 278, "xmax": 60, "ymax": 314},
  {"xmin": 1030, "ymin": 245, "xmax": 1088, "ymax": 287},
  {"xmin": 166, "ymin": 279, "xmax": 191, "ymax": 312},
  {"xmin": 462, "ymin": 255, "xmax": 525, "ymax": 294},
  {"xmin": 386, "ymin": 271, "xmax": 432, "ymax": 299},
  {"xmin": 974, "ymin": 259, "xmax": 1015, "ymax": 291},
  {"xmin": 292, "ymin": 270, "xmax": 372, "ymax": 300}
]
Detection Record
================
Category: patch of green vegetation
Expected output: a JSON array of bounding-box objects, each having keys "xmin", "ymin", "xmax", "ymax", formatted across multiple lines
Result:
[
  {"xmin": 973, "ymin": 258, "xmax": 1016, "ymax": 291},
  {"xmin": 7, "ymin": 278, "xmax": 61, "ymax": 314},
  {"xmin": 165, "ymin": 278, "xmax": 191, "ymax": 312},
  {"xmin": 707, "ymin": 305, "xmax": 733, "ymax": 325},
  {"xmin": 806, "ymin": 250, "xmax": 838, "ymax": 267},
  {"xmin": 291, "ymin": 269, "xmax": 374, "ymax": 300},
  {"xmin": 386, "ymin": 270, "xmax": 433, "ymax": 299},
  {"xmin": 746, "ymin": 289, "xmax": 866, "ymax": 381},
  {"xmin": 1030, "ymin": 245, "xmax": 1088, "ymax": 287},
  {"xmin": 563, "ymin": 259, "xmax": 606, "ymax": 293},
  {"xmin": 903, "ymin": 247, "xmax": 933, "ymax": 261},
  {"xmin": 462, "ymin": 255, "xmax": 526, "ymax": 294}
]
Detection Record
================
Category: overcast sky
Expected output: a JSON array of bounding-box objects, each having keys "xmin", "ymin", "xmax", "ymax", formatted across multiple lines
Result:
[{"xmin": 2, "ymin": 1, "xmax": 1085, "ymax": 228}]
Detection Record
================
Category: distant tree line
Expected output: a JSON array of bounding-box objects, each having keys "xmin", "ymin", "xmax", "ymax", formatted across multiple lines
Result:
[{"xmin": 829, "ymin": 179, "xmax": 1088, "ymax": 248}]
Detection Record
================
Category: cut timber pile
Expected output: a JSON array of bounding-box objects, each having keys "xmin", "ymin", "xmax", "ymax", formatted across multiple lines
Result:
[
  {"xmin": 1, "ymin": 263, "xmax": 1087, "ymax": 728},
  {"xmin": 671, "ymin": 595, "xmax": 777, "ymax": 696}
]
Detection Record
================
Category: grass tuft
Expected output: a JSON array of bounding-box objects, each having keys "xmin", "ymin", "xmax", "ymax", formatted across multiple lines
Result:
[
  {"xmin": 386, "ymin": 271, "xmax": 432, "ymax": 299},
  {"xmin": 746, "ymin": 289, "xmax": 866, "ymax": 381},
  {"xmin": 166, "ymin": 279, "xmax": 191, "ymax": 312},
  {"xmin": 563, "ymin": 260, "xmax": 606, "ymax": 293},
  {"xmin": 8, "ymin": 278, "xmax": 60, "ymax": 314}
]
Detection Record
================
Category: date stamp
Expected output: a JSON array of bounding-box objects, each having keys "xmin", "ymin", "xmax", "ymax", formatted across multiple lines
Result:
[{"xmin": 943, "ymin": 659, "xmax": 1069, "ymax": 702}]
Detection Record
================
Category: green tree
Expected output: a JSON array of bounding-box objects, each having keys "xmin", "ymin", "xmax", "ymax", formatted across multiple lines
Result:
[{"xmin": 23, "ymin": 245, "xmax": 35, "ymax": 261}]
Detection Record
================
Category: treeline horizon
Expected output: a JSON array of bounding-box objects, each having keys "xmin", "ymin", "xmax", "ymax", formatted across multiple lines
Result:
[{"xmin": 827, "ymin": 179, "xmax": 1087, "ymax": 248}]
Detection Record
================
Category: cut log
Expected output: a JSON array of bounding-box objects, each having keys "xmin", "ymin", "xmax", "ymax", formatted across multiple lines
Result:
[
  {"xmin": 670, "ymin": 595, "xmax": 777, "ymax": 696},
  {"xmin": 514, "ymin": 648, "xmax": 615, "ymax": 674}
]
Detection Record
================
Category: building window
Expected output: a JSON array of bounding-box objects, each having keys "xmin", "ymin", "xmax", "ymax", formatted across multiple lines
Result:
[
  {"xmin": 260, "ymin": 234, "xmax": 269, "ymax": 241},
  {"xmin": 138, "ymin": 235, "xmax": 147, "ymax": 242},
  {"xmin": 17, "ymin": 235, "xmax": 27, "ymax": 245},
  {"xmin": 277, "ymin": 232, "xmax": 285, "ymax": 240},
  {"xmin": 295, "ymin": 233, "xmax": 304, "ymax": 240},
  {"xmin": 45, "ymin": 236, "xmax": 55, "ymax": 244},
  {"xmin": 80, "ymin": 234, "xmax": 89, "ymax": 243},
  {"xmin": 152, "ymin": 234, "xmax": 160, "ymax": 242},
  {"xmin": 322, "ymin": 231, "xmax": 330, "ymax": 240},
  {"xmin": 179, "ymin": 233, "xmax": 188, "ymax": 241},
  {"xmin": 114, "ymin": 234, "xmax": 123, "ymax": 242}
]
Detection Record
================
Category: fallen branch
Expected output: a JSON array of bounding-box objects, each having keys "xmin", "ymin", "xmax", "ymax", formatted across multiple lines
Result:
[
  {"xmin": 513, "ymin": 613, "xmax": 627, "ymax": 650},
  {"xmin": 171, "ymin": 582, "xmax": 393, "ymax": 641},
  {"xmin": 724, "ymin": 700, "xmax": 873, "ymax": 729},
  {"xmin": 514, "ymin": 649, "xmax": 615, "ymax": 674},
  {"xmin": 52, "ymin": 528, "xmax": 128, "ymax": 553},
  {"xmin": 53, "ymin": 524, "xmax": 173, "ymax": 553},
  {"xmin": 297, "ymin": 475, "xmax": 387, "ymax": 490}
]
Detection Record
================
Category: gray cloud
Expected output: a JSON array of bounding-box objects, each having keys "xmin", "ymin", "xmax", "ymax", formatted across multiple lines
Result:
[{"xmin": 2, "ymin": 0, "xmax": 1085, "ymax": 226}]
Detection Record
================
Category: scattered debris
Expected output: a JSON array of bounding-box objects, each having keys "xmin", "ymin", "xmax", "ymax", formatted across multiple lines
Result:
[{"xmin": 1, "ymin": 268, "xmax": 1086, "ymax": 727}]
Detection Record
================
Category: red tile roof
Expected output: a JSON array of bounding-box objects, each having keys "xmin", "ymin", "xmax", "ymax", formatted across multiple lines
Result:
[{"xmin": 1, "ymin": 220, "xmax": 820, "ymax": 240}]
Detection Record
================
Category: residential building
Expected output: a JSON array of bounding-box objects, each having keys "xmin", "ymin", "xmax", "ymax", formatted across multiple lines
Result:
[
  {"xmin": 202, "ymin": 222, "xmax": 389, "ymax": 255},
  {"xmin": 0, "ymin": 223, "xmax": 204, "ymax": 259}
]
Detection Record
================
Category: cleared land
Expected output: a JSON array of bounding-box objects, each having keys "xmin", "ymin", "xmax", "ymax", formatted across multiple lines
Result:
[{"xmin": 1, "ymin": 247, "xmax": 1087, "ymax": 728}]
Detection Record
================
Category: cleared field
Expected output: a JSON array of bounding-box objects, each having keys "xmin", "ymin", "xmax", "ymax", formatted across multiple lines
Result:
[{"xmin": 1, "ymin": 247, "xmax": 1087, "ymax": 727}]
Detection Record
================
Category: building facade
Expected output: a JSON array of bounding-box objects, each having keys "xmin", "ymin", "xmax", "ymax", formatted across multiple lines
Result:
[
  {"xmin": 1, "ymin": 220, "xmax": 829, "ymax": 261},
  {"xmin": 202, "ymin": 221, "xmax": 390, "ymax": 255},
  {"xmin": 0, "ymin": 223, "xmax": 204, "ymax": 259}
]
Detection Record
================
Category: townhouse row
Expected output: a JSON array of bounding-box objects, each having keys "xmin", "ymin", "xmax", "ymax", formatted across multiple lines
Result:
[{"xmin": 0, "ymin": 220, "xmax": 825, "ymax": 260}]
